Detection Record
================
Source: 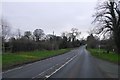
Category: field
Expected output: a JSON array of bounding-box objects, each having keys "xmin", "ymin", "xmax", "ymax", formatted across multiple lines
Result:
[
  {"xmin": 2, "ymin": 49, "xmax": 71, "ymax": 70},
  {"xmin": 88, "ymin": 49, "xmax": 120, "ymax": 64}
]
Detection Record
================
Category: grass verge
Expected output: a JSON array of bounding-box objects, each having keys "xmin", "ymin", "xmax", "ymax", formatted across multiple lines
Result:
[
  {"xmin": 2, "ymin": 49, "xmax": 71, "ymax": 70},
  {"xmin": 88, "ymin": 48, "xmax": 120, "ymax": 64}
]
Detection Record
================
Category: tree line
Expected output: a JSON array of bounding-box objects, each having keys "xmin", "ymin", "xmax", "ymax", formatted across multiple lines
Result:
[
  {"xmin": 1, "ymin": 0, "xmax": 120, "ymax": 54},
  {"xmin": 1, "ymin": 19, "xmax": 81, "ymax": 53}
]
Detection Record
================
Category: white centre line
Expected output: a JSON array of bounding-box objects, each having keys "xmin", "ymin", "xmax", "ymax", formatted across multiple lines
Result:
[
  {"xmin": 32, "ymin": 55, "xmax": 77, "ymax": 79},
  {"xmin": 44, "ymin": 55, "xmax": 77, "ymax": 79},
  {"xmin": 32, "ymin": 64, "xmax": 56, "ymax": 79}
]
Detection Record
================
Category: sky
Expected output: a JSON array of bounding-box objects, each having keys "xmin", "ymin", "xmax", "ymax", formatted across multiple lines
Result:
[{"xmin": 1, "ymin": 0, "xmax": 98, "ymax": 39}]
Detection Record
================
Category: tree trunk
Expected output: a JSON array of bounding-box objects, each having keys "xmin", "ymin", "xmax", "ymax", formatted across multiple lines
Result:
[
  {"xmin": 36, "ymin": 37, "xmax": 39, "ymax": 42},
  {"xmin": 113, "ymin": 27, "xmax": 120, "ymax": 54}
]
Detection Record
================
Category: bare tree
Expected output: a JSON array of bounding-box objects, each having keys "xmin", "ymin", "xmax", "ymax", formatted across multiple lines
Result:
[
  {"xmin": 61, "ymin": 31, "xmax": 68, "ymax": 37},
  {"xmin": 1, "ymin": 18, "xmax": 11, "ymax": 52},
  {"xmin": 93, "ymin": 0, "xmax": 120, "ymax": 53},
  {"xmin": 24, "ymin": 31, "xmax": 32, "ymax": 39},
  {"xmin": 1, "ymin": 18, "xmax": 11, "ymax": 41},
  {"xmin": 70, "ymin": 28, "xmax": 81, "ymax": 42},
  {"xmin": 61, "ymin": 28, "xmax": 81, "ymax": 42},
  {"xmin": 15, "ymin": 29, "xmax": 22, "ymax": 39},
  {"xmin": 33, "ymin": 29, "xmax": 45, "ymax": 41}
]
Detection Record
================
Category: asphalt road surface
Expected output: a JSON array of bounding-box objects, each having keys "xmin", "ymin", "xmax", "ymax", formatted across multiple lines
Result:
[{"xmin": 2, "ymin": 46, "xmax": 119, "ymax": 78}]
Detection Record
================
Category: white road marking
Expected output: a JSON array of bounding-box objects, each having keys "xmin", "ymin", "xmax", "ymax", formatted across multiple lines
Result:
[
  {"xmin": 32, "ymin": 65, "xmax": 56, "ymax": 79},
  {"xmin": 56, "ymin": 64, "xmax": 59, "ymax": 66},
  {"xmin": 2, "ymin": 57, "xmax": 54, "ymax": 73},
  {"xmin": 50, "ymin": 67, "xmax": 53, "ymax": 69},
  {"xmin": 32, "ymin": 55, "xmax": 77, "ymax": 79},
  {"xmin": 2, "ymin": 60, "xmax": 43, "ymax": 74},
  {"xmin": 32, "ymin": 70, "xmax": 47, "ymax": 79},
  {"xmin": 44, "ymin": 55, "xmax": 77, "ymax": 79},
  {"xmin": 3, "ymin": 50, "xmax": 76, "ymax": 78},
  {"xmin": 66, "ymin": 58, "xmax": 69, "ymax": 60},
  {"xmin": 2, "ymin": 66, "xmax": 23, "ymax": 74},
  {"xmin": 45, "ymin": 75, "xmax": 50, "ymax": 78}
]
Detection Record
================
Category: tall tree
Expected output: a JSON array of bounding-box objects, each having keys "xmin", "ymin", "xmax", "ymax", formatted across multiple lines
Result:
[
  {"xmin": 1, "ymin": 18, "xmax": 11, "ymax": 52},
  {"xmin": 16, "ymin": 29, "xmax": 22, "ymax": 39},
  {"xmin": 87, "ymin": 34, "xmax": 97, "ymax": 48},
  {"xmin": 93, "ymin": 0, "xmax": 120, "ymax": 53},
  {"xmin": 70, "ymin": 28, "xmax": 81, "ymax": 42},
  {"xmin": 1, "ymin": 18, "xmax": 11, "ymax": 41},
  {"xmin": 24, "ymin": 31, "xmax": 32, "ymax": 39},
  {"xmin": 33, "ymin": 29, "xmax": 45, "ymax": 41}
]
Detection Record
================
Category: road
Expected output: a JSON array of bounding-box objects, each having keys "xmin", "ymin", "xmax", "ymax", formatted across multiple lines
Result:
[{"xmin": 2, "ymin": 46, "xmax": 119, "ymax": 79}]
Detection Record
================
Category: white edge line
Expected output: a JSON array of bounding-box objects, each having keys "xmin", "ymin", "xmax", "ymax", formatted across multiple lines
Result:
[
  {"xmin": 45, "ymin": 55, "xmax": 77, "ymax": 79},
  {"xmin": 2, "ymin": 60, "xmax": 42, "ymax": 74},
  {"xmin": 2, "ymin": 57, "xmax": 54, "ymax": 74},
  {"xmin": 2, "ymin": 50, "xmax": 76, "ymax": 76},
  {"xmin": 32, "ymin": 55, "xmax": 77, "ymax": 79},
  {"xmin": 2, "ymin": 66, "xmax": 23, "ymax": 73}
]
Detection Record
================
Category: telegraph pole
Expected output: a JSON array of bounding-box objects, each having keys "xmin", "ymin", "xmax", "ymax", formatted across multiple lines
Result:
[
  {"xmin": 52, "ymin": 31, "xmax": 54, "ymax": 50},
  {"xmin": 98, "ymin": 45, "xmax": 101, "ymax": 55}
]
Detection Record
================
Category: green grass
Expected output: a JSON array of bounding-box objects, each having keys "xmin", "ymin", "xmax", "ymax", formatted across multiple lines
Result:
[
  {"xmin": 0, "ymin": 54, "xmax": 2, "ymax": 69},
  {"xmin": 88, "ymin": 48, "xmax": 120, "ymax": 64},
  {"xmin": 2, "ymin": 49, "xmax": 71, "ymax": 70}
]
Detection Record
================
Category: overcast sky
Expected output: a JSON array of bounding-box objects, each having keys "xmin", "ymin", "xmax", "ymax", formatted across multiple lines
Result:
[{"xmin": 2, "ymin": 0, "xmax": 98, "ymax": 39}]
